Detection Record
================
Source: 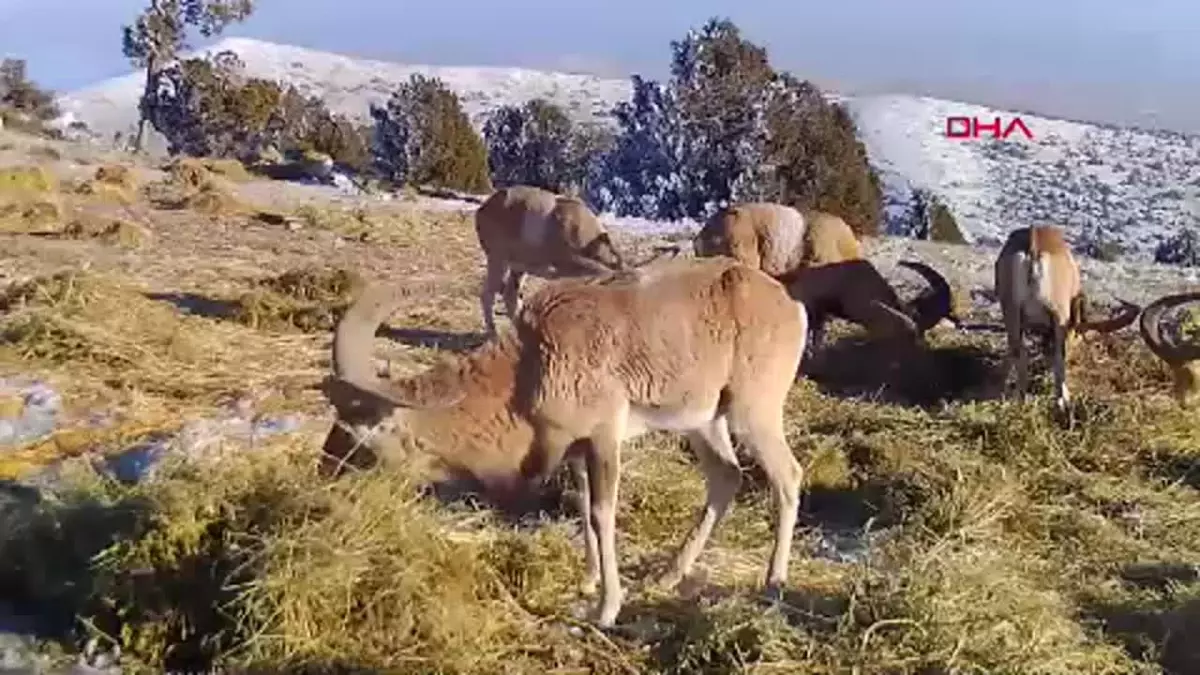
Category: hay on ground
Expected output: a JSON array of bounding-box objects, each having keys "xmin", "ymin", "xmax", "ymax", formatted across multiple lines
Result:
[
  {"xmin": 0, "ymin": 165, "xmax": 58, "ymax": 194},
  {"xmin": 62, "ymin": 215, "xmax": 148, "ymax": 249},
  {"xmin": 232, "ymin": 266, "xmax": 364, "ymax": 333}
]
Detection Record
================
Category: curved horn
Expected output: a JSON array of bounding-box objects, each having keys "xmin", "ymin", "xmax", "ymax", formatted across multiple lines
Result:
[
  {"xmin": 328, "ymin": 282, "xmax": 465, "ymax": 410},
  {"xmin": 1139, "ymin": 291, "xmax": 1200, "ymax": 364},
  {"xmin": 1078, "ymin": 296, "xmax": 1140, "ymax": 335},
  {"xmin": 867, "ymin": 300, "xmax": 920, "ymax": 341},
  {"xmin": 897, "ymin": 260, "xmax": 954, "ymax": 333}
]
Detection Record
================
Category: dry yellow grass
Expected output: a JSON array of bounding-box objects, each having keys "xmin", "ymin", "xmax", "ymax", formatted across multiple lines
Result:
[
  {"xmin": 0, "ymin": 162, "xmax": 1198, "ymax": 673},
  {"xmin": 70, "ymin": 164, "xmax": 140, "ymax": 205}
]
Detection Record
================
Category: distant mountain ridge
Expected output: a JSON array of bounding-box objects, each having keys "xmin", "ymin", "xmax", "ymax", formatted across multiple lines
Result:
[{"xmin": 55, "ymin": 37, "xmax": 1200, "ymax": 259}]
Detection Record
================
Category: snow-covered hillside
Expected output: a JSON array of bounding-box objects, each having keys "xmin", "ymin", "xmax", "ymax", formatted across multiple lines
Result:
[{"xmin": 56, "ymin": 37, "xmax": 1200, "ymax": 260}]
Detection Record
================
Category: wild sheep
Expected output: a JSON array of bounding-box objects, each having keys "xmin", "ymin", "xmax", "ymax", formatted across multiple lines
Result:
[
  {"xmin": 994, "ymin": 225, "xmax": 1139, "ymax": 409},
  {"xmin": 782, "ymin": 258, "xmax": 958, "ymax": 358},
  {"xmin": 694, "ymin": 202, "xmax": 883, "ymax": 356},
  {"xmin": 476, "ymin": 185, "xmax": 656, "ymax": 337},
  {"xmin": 1138, "ymin": 291, "xmax": 1200, "ymax": 408},
  {"xmin": 692, "ymin": 202, "xmax": 863, "ymax": 278},
  {"xmin": 319, "ymin": 257, "xmax": 808, "ymax": 628}
]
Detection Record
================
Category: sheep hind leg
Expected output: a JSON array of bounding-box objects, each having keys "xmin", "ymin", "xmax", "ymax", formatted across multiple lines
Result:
[
  {"xmin": 737, "ymin": 409, "xmax": 802, "ymax": 598},
  {"xmin": 658, "ymin": 416, "xmax": 743, "ymax": 590},
  {"xmin": 480, "ymin": 259, "xmax": 506, "ymax": 337},
  {"xmin": 582, "ymin": 424, "xmax": 626, "ymax": 629},
  {"xmin": 569, "ymin": 454, "xmax": 601, "ymax": 596},
  {"xmin": 1051, "ymin": 324, "xmax": 1070, "ymax": 411}
]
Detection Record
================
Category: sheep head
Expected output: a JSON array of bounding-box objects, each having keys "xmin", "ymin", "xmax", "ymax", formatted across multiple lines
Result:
[
  {"xmin": 1139, "ymin": 291, "xmax": 1200, "ymax": 408},
  {"xmin": 318, "ymin": 282, "xmax": 467, "ymax": 477}
]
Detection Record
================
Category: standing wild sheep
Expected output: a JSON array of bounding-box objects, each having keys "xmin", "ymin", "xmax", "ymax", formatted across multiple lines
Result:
[
  {"xmin": 994, "ymin": 225, "xmax": 1139, "ymax": 409},
  {"xmin": 319, "ymin": 257, "xmax": 807, "ymax": 628},
  {"xmin": 1138, "ymin": 291, "xmax": 1200, "ymax": 408},
  {"xmin": 475, "ymin": 185, "xmax": 627, "ymax": 337}
]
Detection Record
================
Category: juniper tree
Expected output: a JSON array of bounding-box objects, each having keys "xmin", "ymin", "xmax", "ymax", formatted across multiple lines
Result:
[{"xmin": 122, "ymin": 0, "xmax": 254, "ymax": 153}]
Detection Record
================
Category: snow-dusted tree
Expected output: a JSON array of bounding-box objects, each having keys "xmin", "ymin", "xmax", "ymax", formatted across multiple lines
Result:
[
  {"xmin": 483, "ymin": 98, "xmax": 579, "ymax": 193},
  {"xmin": 122, "ymin": 0, "xmax": 255, "ymax": 153},
  {"xmin": 585, "ymin": 75, "xmax": 692, "ymax": 220},
  {"xmin": 668, "ymin": 17, "xmax": 775, "ymax": 217},
  {"xmin": 901, "ymin": 187, "xmax": 964, "ymax": 243},
  {"xmin": 764, "ymin": 73, "xmax": 883, "ymax": 237},
  {"xmin": 1074, "ymin": 223, "xmax": 1124, "ymax": 262},
  {"xmin": 1154, "ymin": 228, "xmax": 1200, "ymax": 267},
  {"xmin": 369, "ymin": 94, "xmax": 414, "ymax": 187},
  {"xmin": 370, "ymin": 74, "xmax": 491, "ymax": 193}
]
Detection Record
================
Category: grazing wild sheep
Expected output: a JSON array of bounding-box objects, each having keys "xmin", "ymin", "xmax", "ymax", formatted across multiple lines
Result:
[
  {"xmin": 782, "ymin": 259, "xmax": 958, "ymax": 357},
  {"xmin": 694, "ymin": 202, "xmax": 879, "ymax": 356},
  {"xmin": 1139, "ymin": 291, "xmax": 1200, "ymax": 408},
  {"xmin": 994, "ymin": 225, "xmax": 1139, "ymax": 409},
  {"xmin": 693, "ymin": 202, "xmax": 863, "ymax": 278},
  {"xmin": 474, "ymin": 185, "xmax": 627, "ymax": 337},
  {"xmin": 319, "ymin": 257, "xmax": 808, "ymax": 628}
]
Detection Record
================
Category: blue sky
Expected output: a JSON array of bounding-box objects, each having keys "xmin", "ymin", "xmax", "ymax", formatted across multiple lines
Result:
[{"xmin": 2, "ymin": 0, "xmax": 1199, "ymax": 131}]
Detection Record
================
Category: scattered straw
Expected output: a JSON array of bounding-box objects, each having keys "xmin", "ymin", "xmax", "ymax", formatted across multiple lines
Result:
[{"xmin": 232, "ymin": 266, "xmax": 364, "ymax": 333}]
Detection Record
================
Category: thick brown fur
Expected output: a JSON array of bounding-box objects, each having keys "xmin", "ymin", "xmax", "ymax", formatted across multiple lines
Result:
[
  {"xmin": 1139, "ymin": 291, "xmax": 1200, "ymax": 408},
  {"xmin": 320, "ymin": 257, "xmax": 808, "ymax": 628},
  {"xmin": 994, "ymin": 225, "xmax": 1139, "ymax": 409}
]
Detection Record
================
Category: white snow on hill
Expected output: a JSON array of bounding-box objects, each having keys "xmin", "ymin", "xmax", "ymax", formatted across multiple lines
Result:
[{"xmin": 56, "ymin": 37, "xmax": 1200, "ymax": 260}]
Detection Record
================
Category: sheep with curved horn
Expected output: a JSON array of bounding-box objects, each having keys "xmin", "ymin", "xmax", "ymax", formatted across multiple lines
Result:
[
  {"xmin": 1139, "ymin": 291, "xmax": 1200, "ymax": 408},
  {"xmin": 994, "ymin": 225, "xmax": 1140, "ymax": 410},
  {"xmin": 782, "ymin": 258, "xmax": 958, "ymax": 357},
  {"xmin": 693, "ymin": 202, "xmax": 960, "ymax": 358},
  {"xmin": 319, "ymin": 256, "xmax": 808, "ymax": 628}
]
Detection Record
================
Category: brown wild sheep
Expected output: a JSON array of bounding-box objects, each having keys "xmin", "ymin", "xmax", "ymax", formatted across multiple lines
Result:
[
  {"xmin": 474, "ymin": 185, "xmax": 627, "ymax": 337},
  {"xmin": 319, "ymin": 257, "xmax": 808, "ymax": 628},
  {"xmin": 994, "ymin": 225, "xmax": 1139, "ymax": 409},
  {"xmin": 782, "ymin": 258, "xmax": 958, "ymax": 357},
  {"xmin": 694, "ymin": 202, "xmax": 870, "ymax": 356},
  {"xmin": 692, "ymin": 202, "xmax": 863, "ymax": 278},
  {"xmin": 1138, "ymin": 291, "xmax": 1200, "ymax": 408}
]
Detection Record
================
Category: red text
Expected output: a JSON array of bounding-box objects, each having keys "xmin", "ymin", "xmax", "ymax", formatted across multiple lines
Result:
[{"xmin": 944, "ymin": 116, "xmax": 1034, "ymax": 140}]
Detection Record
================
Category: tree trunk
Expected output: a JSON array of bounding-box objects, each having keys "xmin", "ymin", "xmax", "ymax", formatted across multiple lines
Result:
[{"xmin": 132, "ymin": 56, "xmax": 156, "ymax": 154}]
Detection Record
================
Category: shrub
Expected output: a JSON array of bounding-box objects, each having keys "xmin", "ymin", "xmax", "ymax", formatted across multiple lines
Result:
[
  {"xmin": 483, "ymin": 98, "xmax": 601, "ymax": 194},
  {"xmin": 586, "ymin": 17, "xmax": 883, "ymax": 235},
  {"xmin": 0, "ymin": 58, "xmax": 61, "ymax": 137},
  {"xmin": 1075, "ymin": 225, "xmax": 1124, "ymax": 262},
  {"xmin": 143, "ymin": 51, "xmax": 370, "ymax": 173},
  {"xmin": 370, "ymin": 74, "xmax": 492, "ymax": 194},
  {"xmin": 907, "ymin": 188, "xmax": 967, "ymax": 244},
  {"xmin": 1154, "ymin": 228, "xmax": 1200, "ymax": 267}
]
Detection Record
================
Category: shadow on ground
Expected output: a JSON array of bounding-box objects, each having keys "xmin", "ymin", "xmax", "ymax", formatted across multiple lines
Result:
[
  {"xmin": 146, "ymin": 291, "xmax": 240, "ymax": 320},
  {"xmin": 378, "ymin": 325, "xmax": 488, "ymax": 353},
  {"xmin": 805, "ymin": 335, "xmax": 1002, "ymax": 407},
  {"xmin": 0, "ymin": 481, "xmax": 148, "ymax": 642},
  {"xmin": 1080, "ymin": 562, "xmax": 1200, "ymax": 674},
  {"xmin": 147, "ymin": 291, "xmax": 488, "ymax": 353}
]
